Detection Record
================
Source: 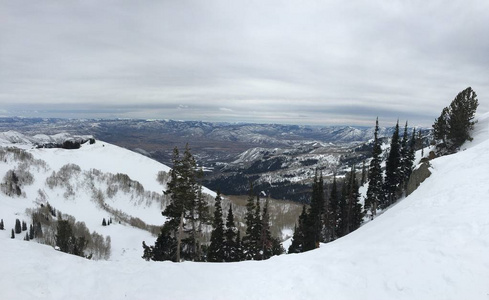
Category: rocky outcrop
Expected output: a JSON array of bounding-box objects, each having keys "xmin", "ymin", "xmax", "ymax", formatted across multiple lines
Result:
[{"xmin": 406, "ymin": 162, "xmax": 432, "ymax": 196}]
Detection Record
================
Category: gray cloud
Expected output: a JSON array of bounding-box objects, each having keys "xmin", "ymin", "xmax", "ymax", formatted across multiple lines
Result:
[{"xmin": 1, "ymin": 0, "xmax": 488, "ymax": 126}]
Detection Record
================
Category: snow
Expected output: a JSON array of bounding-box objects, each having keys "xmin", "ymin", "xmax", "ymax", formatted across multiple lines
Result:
[{"xmin": 1, "ymin": 113, "xmax": 489, "ymax": 299}]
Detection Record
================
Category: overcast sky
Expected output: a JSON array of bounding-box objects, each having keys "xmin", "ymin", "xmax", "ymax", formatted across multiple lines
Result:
[{"xmin": 1, "ymin": 0, "xmax": 488, "ymax": 126}]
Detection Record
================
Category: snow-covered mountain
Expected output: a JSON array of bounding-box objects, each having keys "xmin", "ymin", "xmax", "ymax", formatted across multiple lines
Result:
[{"xmin": 1, "ymin": 112, "xmax": 488, "ymax": 299}]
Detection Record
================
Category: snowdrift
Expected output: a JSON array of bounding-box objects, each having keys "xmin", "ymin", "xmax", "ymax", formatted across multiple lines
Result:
[{"xmin": 1, "ymin": 113, "xmax": 489, "ymax": 300}]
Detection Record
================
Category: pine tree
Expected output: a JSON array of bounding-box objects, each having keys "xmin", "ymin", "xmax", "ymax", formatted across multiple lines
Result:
[
  {"xmin": 347, "ymin": 167, "xmax": 363, "ymax": 232},
  {"xmin": 208, "ymin": 191, "xmax": 225, "ymax": 262},
  {"xmin": 361, "ymin": 160, "xmax": 367, "ymax": 185},
  {"xmin": 22, "ymin": 220, "xmax": 27, "ymax": 231},
  {"xmin": 25, "ymin": 232, "xmax": 30, "ymax": 241},
  {"xmin": 158, "ymin": 144, "xmax": 205, "ymax": 262},
  {"xmin": 194, "ymin": 168, "xmax": 210, "ymax": 261},
  {"xmin": 338, "ymin": 166, "xmax": 363, "ymax": 236},
  {"xmin": 260, "ymin": 196, "xmax": 273, "ymax": 260},
  {"xmin": 11, "ymin": 229, "xmax": 15, "ymax": 239},
  {"xmin": 102, "ymin": 218, "xmax": 107, "ymax": 226},
  {"xmin": 403, "ymin": 128, "xmax": 416, "ymax": 191},
  {"xmin": 383, "ymin": 120, "xmax": 402, "ymax": 207},
  {"xmin": 327, "ymin": 175, "xmax": 339, "ymax": 241},
  {"xmin": 15, "ymin": 219, "xmax": 21, "ymax": 234},
  {"xmin": 223, "ymin": 204, "xmax": 239, "ymax": 262},
  {"xmin": 243, "ymin": 182, "xmax": 256, "ymax": 260},
  {"xmin": 29, "ymin": 224, "xmax": 34, "ymax": 240},
  {"xmin": 142, "ymin": 225, "xmax": 177, "ymax": 261},
  {"xmin": 251, "ymin": 195, "xmax": 262, "ymax": 260},
  {"xmin": 288, "ymin": 205, "xmax": 307, "ymax": 254},
  {"xmin": 365, "ymin": 118, "xmax": 384, "ymax": 218},
  {"xmin": 236, "ymin": 230, "xmax": 243, "ymax": 261},
  {"xmin": 434, "ymin": 87, "xmax": 479, "ymax": 153},
  {"xmin": 56, "ymin": 220, "xmax": 74, "ymax": 253},
  {"xmin": 303, "ymin": 170, "xmax": 325, "ymax": 251},
  {"xmin": 0, "ymin": 219, "xmax": 4, "ymax": 230}
]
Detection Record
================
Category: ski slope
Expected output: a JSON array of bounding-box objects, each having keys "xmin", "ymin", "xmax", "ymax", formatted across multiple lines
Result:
[{"xmin": 1, "ymin": 112, "xmax": 489, "ymax": 299}]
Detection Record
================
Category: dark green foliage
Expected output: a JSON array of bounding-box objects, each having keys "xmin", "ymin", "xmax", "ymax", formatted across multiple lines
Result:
[
  {"xmin": 207, "ymin": 192, "xmax": 225, "ymax": 262},
  {"xmin": 361, "ymin": 160, "xmax": 366, "ymax": 185},
  {"xmin": 15, "ymin": 219, "xmax": 21, "ymax": 234},
  {"xmin": 324, "ymin": 175, "xmax": 339, "ymax": 242},
  {"xmin": 223, "ymin": 205, "xmax": 239, "ymax": 262},
  {"xmin": 142, "ymin": 225, "xmax": 177, "ymax": 261},
  {"xmin": 102, "ymin": 218, "xmax": 107, "ymax": 226},
  {"xmin": 383, "ymin": 121, "xmax": 402, "ymax": 208},
  {"xmin": 365, "ymin": 118, "xmax": 384, "ymax": 218},
  {"xmin": 243, "ymin": 182, "xmax": 257, "ymax": 260},
  {"xmin": 401, "ymin": 127, "xmax": 416, "ymax": 192},
  {"xmin": 0, "ymin": 219, "xmax": 4, "ymax": 230},
  {"xmin": 337, "ymin": 166, "xmax": 363, "ymax": 237},
  {"xmin": 56, "ymin": 220, "xmax": 74, "ymax": 253},
  {"xmin": 260, "ymin": 197, "xmax": 274, "ymax": 260},
  {"xmin": 29, "ymin": 224, "xmax": 34, "ymax": 240},
  {"xmin": 52, "ymin": 219, "xmax": 89, "ymax": 257},
  {"xmin": 236, "ymin": 230, "xmax": 243, "ymax": 261},
  {"xmin": 22, "ymin": 220, "xmax": 27, "ymax": 231},
  {"xmin": 11, "ymin": 228, "xmax": 15, "ymax": 239},
  {"xmin": 303, "ymin": 170, "xmax": 325, "ymax": 251},
  {"xmin": 160, "ymin": 144, "xmax": 208, "ymax": 262},
  {"xmin": 288, "ymin": 205, "xmax": 308, "ymax": 253},
  {"xmin": 434, "ymin": 87, "xmax": 479, "ymax": 153}
]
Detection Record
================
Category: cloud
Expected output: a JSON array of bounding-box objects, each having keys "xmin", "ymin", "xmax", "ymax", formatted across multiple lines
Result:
[{"xmin": 0, "ymin": 0, "xmax": 488, "ymax": 126}]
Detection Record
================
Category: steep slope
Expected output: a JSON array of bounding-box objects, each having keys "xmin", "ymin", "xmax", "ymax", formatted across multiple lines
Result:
[{"xmin": 1, "ymin": 113, "xmax": 488, "ymax": 299}]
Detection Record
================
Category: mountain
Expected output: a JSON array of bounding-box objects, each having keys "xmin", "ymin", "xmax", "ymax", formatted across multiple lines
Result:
[
  {"xmin": 1, "ymin": 112, "xmax": 488, "ymax": 299},
  {"xmin": 0, "ymin": 132, "xmax": 301, "ymax": 261}
]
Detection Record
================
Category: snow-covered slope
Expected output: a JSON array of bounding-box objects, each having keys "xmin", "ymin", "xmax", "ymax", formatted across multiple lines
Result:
[
  {"xmin": 0, "ymin": 135, "xmax": 181, "ymax": 261},
  {"xmin": 1, "ymin": 113, "xmax": 489, "ymax": 299}
]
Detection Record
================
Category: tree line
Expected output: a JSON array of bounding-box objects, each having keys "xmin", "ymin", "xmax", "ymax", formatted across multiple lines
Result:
[
  {"xmin": 288, "ymin": 87, "xmax": 479, "ymax": 254},
  {"xmin": 143, "ymin": 87, "xmax": 479, "ymax": 259},
  {"xmin": 142, "ymin": 144, "xmax": 284, "ymax": 262}
]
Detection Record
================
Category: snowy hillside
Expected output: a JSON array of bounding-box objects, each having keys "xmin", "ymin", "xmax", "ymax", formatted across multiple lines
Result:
[
  {"xmin": 0, "ymin": 135, "xmax": 186, "ymax": 261},
  {"xmin": 2, "ymin": 113, "xmax": 489, "ymax": 299}
]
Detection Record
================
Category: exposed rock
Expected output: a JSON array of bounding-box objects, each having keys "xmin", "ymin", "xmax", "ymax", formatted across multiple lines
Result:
[{"xmin": 406, "ymin": 162, "xmax": 432, "ymax": 196}]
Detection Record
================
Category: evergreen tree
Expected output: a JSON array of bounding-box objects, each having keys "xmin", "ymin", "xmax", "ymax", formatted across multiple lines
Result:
[
  {"xmin": 194, "ymin": 168, "xmax": 211, "ymax": 261},
  {"xmin": 383, "ymin": 121, "xmax": 402, "ymax": 207},
  {"xmin": 251, "ymin": 195, "xmax": 262, "ymax": 260},
  {"xmin": 242, "ymin": 182, "xmax": 256, "ymax": 260},
  {"xmin": 433, "ymin": 107, "xmax": 449, "ymax": 147},
  {"xmin": 11, "ymin": 228, "xmax": 15, "ymax": 239},
  {"xmin": 236, "ymin": 230, "xmax": 243, "ymax": 261},
  {"xmin": 338, "ymin": 166, "xmax": 363, "ymax": 236},
  {"xmin": 260, "ymin": 196, "xmax": 273, "ymax": 260},
  {"xmin": 223, "ymin": 204, "xmax": 239, "ymax": 262},
  {"xmin": 158, "ymin": 144, "xmax": 206, "ymax": 262},
  {"xmin": 29, "ymin": 224, "xmax": 34, "ymax": 240},
  {"xmin": 288, "ymin": 205, "xmax": 307, "ymax": 254},
  {"xmin": 326, "ymin": 175, "xmax": 339, "ymax": 241},
  {"xmin": 0, "ymin": 219, "xmax": 4, "ymax": 230},
  {"xmin": 15, "ymin": 219, "xmax": 21, "ymax": 234},
  {"xmin": 365, "ymin": 118, "xmax": 384, "ymax": 218},
  {"xmin": 22, "ymin": 220, "xmax": 27, "ymax": 231},
  {"xmin": 56, "ymin": 220, "xmax": 74, "ymax": 253},
  {"xmin": 361, "ymin": 160, "xmax": 367, "ymax": 185},
  {"xmin": 207, "ymin": 191, "xmax": 225, "ymax": 262},
  {"xmin": 402, "ymin": 128, "xmax": 416, "ymax": 191},
  {"xmin": 25, "ymin": 232, "xmax": 29, "ymax": 241},
  {"xmin": 142, "ymin": 225, "xmax": 177, "ymax": 261},
  {"xmin": 102, "ymin": 218, "xmax": 107, "ymax": 226},
  {"xmin": 434, "ymin": 87, "xmax": 479, "ymax": 153},
  {"xmin": 347, "ymin": 167, "xmax": 363, "ymax": 232},
  {"xmin": 303, "ymin": 170, "xmax": 325, "ymax": 251}
]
